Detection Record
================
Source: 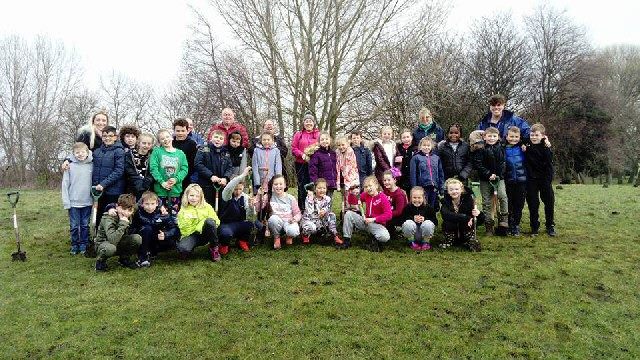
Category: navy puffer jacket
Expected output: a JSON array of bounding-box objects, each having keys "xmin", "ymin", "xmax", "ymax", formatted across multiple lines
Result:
[{"xmin": 92, "ymin": 141, "xmax": 125, "ymax": 195}]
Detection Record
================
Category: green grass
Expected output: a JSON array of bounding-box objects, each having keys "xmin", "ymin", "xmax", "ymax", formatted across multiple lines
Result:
[{"xmin": 0, "ymin": 185, "xmax": 639, "ymax": 358}]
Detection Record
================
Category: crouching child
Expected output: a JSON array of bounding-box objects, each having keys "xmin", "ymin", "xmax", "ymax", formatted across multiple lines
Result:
[
  {"xmin": 401, "ymin": 186, "xmax": 438, "ymax": 251},
  {"xmin": 218, "ymin": 166, "xmax": 255, "ymax": 254},
  {"xmin": 95, "ymin": 194, "xmax": 142, "ymax": 271},
  {"xmin": 440, "ymin": 178, "xmax": 484, "ymax": 251},
  {"xmin": 133, "ymin": 191, "xmax": 180, "ymax": 267}
]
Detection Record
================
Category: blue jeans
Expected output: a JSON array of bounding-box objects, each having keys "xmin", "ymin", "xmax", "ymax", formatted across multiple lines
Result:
[
  {"xmin": 69, "ymin": 206, "xmax": 91, "ymax": 248},
  {"xmin": 218, "ymin": 221, "xmax": 253, "ymax": 245}
]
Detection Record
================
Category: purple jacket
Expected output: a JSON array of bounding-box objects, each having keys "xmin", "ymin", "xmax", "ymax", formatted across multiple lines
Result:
[{"xmin": 308, "ymin": 146, "xmax": 338, "ymax": 189}]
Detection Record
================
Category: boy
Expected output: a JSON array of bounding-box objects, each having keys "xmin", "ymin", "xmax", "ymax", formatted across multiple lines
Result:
[
  {"xmin": 95, "ymin": 194, "xmax": 142, "ymax": 271},
  {"xmin": 351, "ymin": 131, "xmax": 373, "ymax": 188},
  {"xmin": 92, "ymin": 125, "xmax": 125, "ymax": 227},
  {"xmin": 173, "ymin": 118, "xmax": 198, "ymax": 194},
  {"xmin": 226, "ymin": 131, "xmax": 248, "ymax": 177},
  {"xmin": 195, "ymin": 129, "xmax": 234, "ymax": 207},
  {"xmin": 525, "ymin": 123, "xmax": 556, "ymax": 236},
  {"xmin": 132, "ymin": 191, "xmax": 180, "ymax": 267},
  {"xmin": 219, "ymin": 166, "xmax": 255, "ymax": 254},
  {"xmin": 504, "ymin": 126, "xmax": 527, "ymax": 236},
  {"xmin": 472, "ymin": 127, "xmax": 508, "ymax": 235},
  {"xmin": 477, "ymin": 94, "xmax": 531, "ymax": 141},
  {"xmin": 119, "ymin": 124, "xmax": 140, "ymax": 152},
  {"xmin": 124, "ymin": 132, "xmax": 155, "ymax": 199},
  {"xmin": 150, "ymin": 129, "xmax": 189, "ymax": 210},
  {"xmin": 62, "ymin": 142, "xmax": 93, "ymax": 254}
]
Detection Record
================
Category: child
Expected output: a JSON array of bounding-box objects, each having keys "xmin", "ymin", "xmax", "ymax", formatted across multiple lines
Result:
[
  {"xmin": 351, "ymin": 131, "xmax": 373, "ymax": 188},
  {"xmin": 371, "ymin": 126, "xmax": 396, "ymax": 186},
  {"xmin": 342, "ymin": 176, "xmax": 392, "ymax": 252},
  {"xmin": 219, "ymin": 166, "xmax": 255, "ymax": 253},
  {"xmin": 345, "ymin": 185, "xmax": 361, "ymax": 214},
  {"xmin": 62, "ymin": 142, "xmax": 93, "ymax": 255},
  {"xmin": 260, "ymin": 175, "xmax": 301, "ymax": 249},
  {"xmin": 524, "ymin": 123, "xmax": 556, "ymax": 236},
  {"xmin": 335, "ymin": 136, "xmax": 360, "ymax": 192},
  {"xmin": 132, "ymin": 191, "xmax": 180, "ymax": 267},
  {"xmin": 119, "ymin": 124, "xmax": 140, "ymax": 152},
  {"xmin": 227, "ymin": 131, "xmax": 248, "ymax": 177},
  {"xmin": 251, "ymin": 132, "xmax": 282, "ymax": 193},
  {"xmin": 440, "ymin": 178, "xmax": 483, "ymax": 251},
  {"xmin": 300, "ymin": 178, "xmax": 343, "ymax": 246},
  {"xmin": 173, "ymin": 118, "xmax": 198, "ymax": 193},
  {"xmin": 92, "ymin": 125, "xmax": 125, "ymax": 226},
  {"xmin": 124, "ymin": 132, "xmax": 155, "ymax": 199},
  {"xmin": 437, "ymin": 124, "xmax": 472, "ymax": 183},
  {"xmin": 401, "ymin": 186, "xmax": 438, "ymax": 251},
  {"xmin": 150, "ymin": 129, "xmax": 189, "ymax": 209},
  {"xmin": 395, "ymin": 129, "xmax": 416, "ymax": 195},
  {"xmin": 409, "ymin": 137, "xmax": 445, "ymax": 210},
  {"xmin": 504, "ymin": 126, "xmax": 527, "ymax": 236},
  {"xmin": 196, "ymin": 129, "xmax": 235, "ymax": 207},
  {"xmin": 176, "ymin": 184, "xmax": 222, "ymax": 261},
  {"xmin": 381, "ymin": 170, "xmax": 408, "ymax": 235},
  {"xmin": 308, "ymin": 132, "xmax": 338, "ymax": 199},
  {"xmin": 472, "ymin": 127, "xmax": 508, "ymax": 235},
  {"xmin": 94, "ymin": 194, "xmax": 142, "ymax": 271}
]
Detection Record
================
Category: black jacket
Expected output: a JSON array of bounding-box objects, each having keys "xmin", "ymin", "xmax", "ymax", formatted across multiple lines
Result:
[
  {"xmin": 396, "ymin": 143, "xmax": 417, "ymax": 190},
  {"xmin": 440, "ymin": 189, "xmax": 484, "ymax": 232},
  {"xmin": 472, "ymin": 142, "xmax": 505, "ymax": 181},
  {"xmin": 401, "ymin": 203, "xmax": 438, "ymax": 226},
  {"xmin": 195, "ymin": 143, "xmax": 234, "ymax": 188},
  {"xmin": 524, "ymin": 143, "xmax": 553, "ymax": 181},
  {"xmin": 132, "ymin": 205, "xmax": 179, "ymax": 240},
  {"xmin": 173, "ymin": 137, "xmax": 198, "ymax": 178},
  {"xmin": 124, "ymin": 148, "xmax": 154, "ymax": 196},
  {"xmin": 437, "ymin": 141, "xmax": 472, "ymax": 181}
]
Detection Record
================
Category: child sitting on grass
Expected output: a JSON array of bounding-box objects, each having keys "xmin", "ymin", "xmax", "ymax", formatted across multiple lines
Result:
[
  {"xmin": 257, "ymin": 175, "xmax": 301, "ymax": 249},
  {"xmin": 300, "ymin": 178, "xmax": 343, "ymax": 246},
  {"xmin": 176, "ymin": 184, "xmax": 222, "ymax": 262},
  {"xmin": 342, "ymin": 175, "xmax": 392, "ymax": 252},
  {"xmin": 440, "ymin": 178, "xmax": 483, "ymax": 251},
  {"xmin": 62, "ymin": 142, "xmax": 93, "ymax": 255},
  {"xmin": 95, "ymin": 194, "xmax": 142, "ymax": 272},
  {"xmin": 132, "ymin": 191, "xmax": 180, "ymax": 267},
  {"xmin": 401, "ymin": 186, "xmax": 437, "ymax": 251}
]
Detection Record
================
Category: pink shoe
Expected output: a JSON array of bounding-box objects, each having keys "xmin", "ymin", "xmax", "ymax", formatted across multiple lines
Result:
[
  {"xmin": 421, "ymin": 242, "xmax": 432, "ymax": 251},
  {"xmin": 410, "ymin": 242, "xmax": 421, "ymax": 251}
]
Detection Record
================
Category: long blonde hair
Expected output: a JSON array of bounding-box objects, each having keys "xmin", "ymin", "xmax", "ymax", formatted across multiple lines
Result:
[{"xmin": 181, "ymin": 184, "xmax": 209, "ymax": 208}]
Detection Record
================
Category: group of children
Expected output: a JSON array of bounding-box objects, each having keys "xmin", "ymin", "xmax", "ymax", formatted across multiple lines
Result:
[{"xmin": 62, "ymin": 111, "xmax": 556, "ymax": 272}]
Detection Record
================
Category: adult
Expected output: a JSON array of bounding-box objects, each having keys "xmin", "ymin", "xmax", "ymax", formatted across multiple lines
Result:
[
  {"xmin": 206, "ymin": 108, "xmax": 249, "ymax": 147},
  {"xmin": 477, "ymin": 94, "xmax": 530, "ymax": 141},
  {"xmin": 77, "ymin": 110, "xmax": 109, "ymax": 151},
  {"xmin": 249, "ymin": 119, "xmax": 289, "ymax": 182},
  {"xmin": 291, "ymin": 112, "xmax": 320, "ymax": 212},
  {"xmin": 185, "ymin": 118, "xmax": 206, "ymax": 147},
  {"xmin": 411, "ymin": 107, "xmax": 445, "ymax": 147}
]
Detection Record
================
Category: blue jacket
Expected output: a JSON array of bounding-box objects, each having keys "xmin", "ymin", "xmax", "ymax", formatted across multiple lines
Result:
[
  {"xmin": 505, "ymin": 144, "xmax": 527, "ymax": 183},
  {"xmin": 409, "ymin": 151, "xmax": 445, "ymax": 193},
  {"xmin": 477, "ymin": 110, "xmax": 531, "ymax": 140},
  {"xmin": 195, "ymin": 143, "xmax": 234, "ymax": 188},
  {"xmin": 92, "ymin": 141, "xmax": 125, "ymax": 196},
  {"xmin": 412, "ymin": 122, "xmax": 445, "ymax": 147},
  {"xmin": 353, "ymin": 144, "xmax": 373, "ymax": 187},
  {"xmin": 132, "ymin": 205, "xmax": 180, "ymax": 240}
]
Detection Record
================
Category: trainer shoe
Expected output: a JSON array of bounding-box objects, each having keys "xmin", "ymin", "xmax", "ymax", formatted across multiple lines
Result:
[
  {"xmin": 302, "ymin": 235, "xmax": 310, "ymax": 244},
  {"xmin": 238, "ymin": 240, "xmax": 250, "ymax": 252},
  {"xmin": 219, "ymin": 245, "xmax": 229, "ymax": 256},
  {"xmin": 421, "ymin": 242, "xmax": 432, "ymax": 251},
  {"xmin": 547, "ymin": 226, "xmax": 557, "ymax": 237},
  {"xmin": 209, "ymin": 245, "xmax": 221, "ymax": 262},
  {"xmin": 531, "ymin": 228, "xmax": 539, "ymax": 237},
  {"xmin": 95, "ymin": 260, "xmax": 108, "ymax": 272},
  {"xmin": 410, "ymin": 242, "xmax": 421, "ymax": 251},
  {"xmin": 70, "ymin": 246, "xmax": 80, "ymax": 255},
  {"xmin": 136, "ymin": 259, "xmax": 151, "ymax": 268}
]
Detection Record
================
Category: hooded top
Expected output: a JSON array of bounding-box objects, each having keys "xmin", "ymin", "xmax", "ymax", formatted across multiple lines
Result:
[
  {"xmin": 308, "ymin": 146, "xmax": 338, "ymax": 189},
  {"xmin": 477, "ymin": 109, "xmax": 531, "ymax": 140},
  {"xmin": 360, "ymin": 191, "xmax": 393, "ymax": 226},
  {"xmin": 251, "ymin": 144, "xmax": 282, "ymax": 188},
  {"xmin": 62, "ymin": 151, "xmax": 94, "ymax": 209}
]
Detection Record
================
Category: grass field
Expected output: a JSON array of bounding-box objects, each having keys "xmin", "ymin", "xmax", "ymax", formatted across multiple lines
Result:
[{"xmin": 0, "ymin": 185, "xmax": 639, "ymax": 359}]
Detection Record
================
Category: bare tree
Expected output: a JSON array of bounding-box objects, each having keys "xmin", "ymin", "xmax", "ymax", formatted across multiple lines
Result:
[{"xmin": 100, "ymin": 70, "xmax": 132, "ymax": 129}]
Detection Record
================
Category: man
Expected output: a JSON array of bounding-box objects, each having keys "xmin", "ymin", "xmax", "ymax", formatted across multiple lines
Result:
[
  {"xmin": 477, "ymin": 94, "xmax": 531, "ymax": 141},
  {"xmin": 206, "ymin": 108, "xmax": 249, "ymax": 147}
]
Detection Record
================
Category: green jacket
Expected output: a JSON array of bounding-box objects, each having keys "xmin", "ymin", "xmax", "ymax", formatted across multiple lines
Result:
[
  {"xmin": 95, "ymin": 213, "xmax": 132, "ymax": 245},
  {"xmin": 150, "ymin": 147, "xmax": 189, "ymax": 197}
]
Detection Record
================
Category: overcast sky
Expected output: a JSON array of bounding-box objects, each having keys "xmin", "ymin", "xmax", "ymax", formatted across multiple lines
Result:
[{"xmin": 1, "ymin": 0, "xmax": 638, "ymax": 90}]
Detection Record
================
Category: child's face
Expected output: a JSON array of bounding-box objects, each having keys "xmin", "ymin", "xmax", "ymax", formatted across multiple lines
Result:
[
  {"xmin": 319, "ymin": 134, "xmax": 330, "ymax": 147},
  {"xmin": 138, "ymin": 136, "xmax": 153, "ymax": 154},
  {"xmin": 142, "ymin": 199, "xmax": 158, "ymax": 214},
  {"xmin": 212, "ymin": 133, "xmax": 225, "ymax": 147},
  {"xmin": 420, "ymin": 142, "xmax": 432, "ymax": 154},
  {"xmin": 73, "ymin": 148, "xmax": 88, "ymax": 161},
  {"xmin": 159, "ymin": 132, "xmax": 173, "ymax": 148},
  {"xmin": 381, "ymin": 129, "xmax": 392, "ymax": 142},
  {"xmin": 229, "ymin": 137, "xmax": 241, "ymax": 148},
  {"xmin": 350, "ymin": 187, "xmax": 360, "ymax": 196},
  {"xmin": 261, "ymin": 135, "xmax": 274, "ymax": 148},
  {"xmin": 382, "ymin": 174, "xmax": 395, "ymax": 189},
  {"xmin": 411, "ymin": 191, "xmax": 424, "ymax": 207},
  {"xmin": 102, "ymin": 132, "xmax": 116, "ymax": 146},
  {"xmin": 351, "ymin": 134, "xmax": 362, "ymax": 146},
  {"xmin": 315, "ymin": 182, "xmax": 327, "ymax": 197},
  {"xmin": 448, "ymin": 127, "xmax": 461, "ymax": 142},
  {"xmin": 337, "ymin": 141, "xmax": 348, "ymax": 153},
  {"xmin": 93, "ymin": 114, "xmax": 108, "ymax": 131},
  {"xmin": 506, "ymin": 132, "xmax": 520, "ymax": 145},
  {"xmin": 484, "ymin": 132, "xmax": 499, "ymax": 145},
  {"xmin": 490, "ymin": 102, "xmax": 505, "ymax": 117},
  {"xmin": 116, "ymin": 205, "xmax": 133, "ymax": 218},
  {"xmin": 187, "ymin": 190, "xmax": 200, "ymax": 206},
  {"xmin": 400, "ymin": 132, "xmax": 412, "ymax": 145},
  {"xmin": 530, "ymin": 131, "xmax": 543, "ymax": 144},
  {"xmin": 233, "ymin": 183, "xmax": 244, "ymax": 197},
  {"xmin": 124, "ymin": 134, "xmax": 137, "ymax": 147},
  {"xmin": 447, "ymin": 183, "xmax": 462, "ymax": 199},
  {"xmin": 174, "ymin": 126, "xmax": 188, "ymax": 141},
  {"xmin": 364, "ymin": 181, "xmax": 377, "ymax": 196},
  {"xmin": 272, "ymin": 178, "xmax": 286, "ymax": 194}
]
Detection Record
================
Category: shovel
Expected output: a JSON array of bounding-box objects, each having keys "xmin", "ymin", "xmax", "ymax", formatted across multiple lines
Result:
[
  {"xmin": 7, "ymin": 192, "xmax": 26, "ymax": 261},
  {"xmin": 84, "ymin": 186, "xmax": 103, "ymax": 258}
]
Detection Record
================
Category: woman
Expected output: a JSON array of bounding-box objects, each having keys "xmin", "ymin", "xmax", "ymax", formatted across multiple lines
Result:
[
  {"xmin": 77, "ymin": 110, "xmax": 109, "ymax": 151},
  {"xmin": 411, "ymin": 107, "xmax": 445, "ymax": 147},
  {"xmin": 291, "ymin": 112, "xmax": 320, "ymax": 212}
]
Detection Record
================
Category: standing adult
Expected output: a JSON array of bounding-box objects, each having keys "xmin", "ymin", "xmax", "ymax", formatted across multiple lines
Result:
[
  {"xmin": 411, "ymin": 107, "xmax": 445, "ymax": 147},
  {"xmin": 249, "ymin": 119, "xmax": 289, "ymax": 182},
  {"xmin": 186, "ymin": 117, "xmax": 206, "ymax": 146},
  {"xmin": 77, "ymin": 110, "xmax": 109, "ymax": 151},
  {"xmin": 206, "ymin": 108, "xmax": 250, "ymax": 147},
  {"xmin": 291, "ymin": 112, "xmax": 320, "ymax": 212},
  {"xmin": 477, "ymin": 94, "xmax": 530, "ymax": 141}
]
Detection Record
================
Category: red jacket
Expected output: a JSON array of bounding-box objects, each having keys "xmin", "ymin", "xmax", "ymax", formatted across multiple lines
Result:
[
  {"xmin": 207, "ymin": 122, "xmax": 249, "ymax": 148},
  {"xmin": 291, "ymin": 128, "xmax": 320, "ymax": 163},
  {"xmin": 383, "ymin": 187, "xmax": 408, "ymax": 219},
  {"xmin": 360, "ymin": 191, "xmax": 392, "ymax": 225}
]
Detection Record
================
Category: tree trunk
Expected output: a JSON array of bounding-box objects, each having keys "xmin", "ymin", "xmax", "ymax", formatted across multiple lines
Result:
[{"xmin": 629, "ymin": 160, "xmax": 639, "ymax": 184}]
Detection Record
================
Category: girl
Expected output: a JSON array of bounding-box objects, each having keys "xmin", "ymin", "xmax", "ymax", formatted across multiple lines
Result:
[
  {"xmin": 401, "ymin": 186, "xmax": 438, "ymax": 251},
  {"xmin": 410, "ymin": 137, "xmax": 444, "ymax": 210},
  {"xmin": 440, "ymin": 178, "xmax": 483, "ymax": 251},
  {"xmin": 381, "ymin": 170, "xmax": 408, "ymax": 235},
  {"xmin": 291, "ymin": 112, "xmax": 320, "ymax": 211},
  {"xmin": 308, "ymin": 132, "xmax": 338, "ymax": 199},
  {"xmin": 300, "ymin": 178, "xmax": 343, "ymax": 246},
  {"xmin": 124, "ymin": 132, "xmax": 155, "ymax": 199},
  {"xmin": 342, "ymin": 176, "xmax": 392, "ymax": 252},
  {"xmin": 335, "ymin": 136, "xmax": 359, "ymax": 191},
  {"xmin": 252, "ymin": 133, "xmax": 282, "ymax": 193},
  {"xmin": 371, "ymin": 126, "xmax": 397, "ymax": 186},
  {"xmin": 219, "ymin": 167, "xmax": 255, "ymax": 253},
  {"xmin": 260, "ymin": 175, "xmax": 302, "ymax": 249},
  {"xmin": 437, "ymin": 124, "xmax": 472, "ymax": 183},
  {"xmin": 395, "ymin": 129, "xmax": 416, "ymax": 195},
  {"xmin": 150, "ymin": 129, "xmax": 189, "ymax": 208},
  {"xmin": 176, "ymin": 184, "xmax": 222, "ymax": 261}
]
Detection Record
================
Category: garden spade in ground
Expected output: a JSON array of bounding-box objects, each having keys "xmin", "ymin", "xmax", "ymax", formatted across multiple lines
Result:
[{"xmin": 7, "ymin": 191, "xmax": 26, "ymax": 261}]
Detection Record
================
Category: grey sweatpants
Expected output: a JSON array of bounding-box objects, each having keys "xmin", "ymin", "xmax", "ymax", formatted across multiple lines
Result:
[
  {"xmin": 268, "ymin": 215, "xmax": 301, "ymax": 238},
  {"xmin": 342, "ymin": 211, "xmax": 390, "ymax": 242},
  {"xmin": 401, "ymin": 220, "xmax": 435, "ymax": 242}
]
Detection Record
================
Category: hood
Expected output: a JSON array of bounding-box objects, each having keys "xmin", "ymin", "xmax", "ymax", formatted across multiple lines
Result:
[{"xmin": 481, "ymin": 109, "xmax": 515, "ymax": 124}]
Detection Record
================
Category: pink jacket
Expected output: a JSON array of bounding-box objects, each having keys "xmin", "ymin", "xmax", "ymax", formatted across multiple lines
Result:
[
  {"xmin": 291, "ymin": 129, "xmax": 320, "ymax": 163},
  {"xmin": 207, "ymin": 122, "xmax": 250, "ymax": 148},
  {"xmin": 336, "ymin": 146, "xmax": 359, "ymax": 189},
  {"xmin": 360, "ymin": 191, "xmax": 392, "ymax": 225}
]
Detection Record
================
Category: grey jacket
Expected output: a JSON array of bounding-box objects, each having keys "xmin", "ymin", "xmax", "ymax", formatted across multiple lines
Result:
[{"xmin": 62, "ymin": 151, "xmax": 94, "ymax": 209}]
